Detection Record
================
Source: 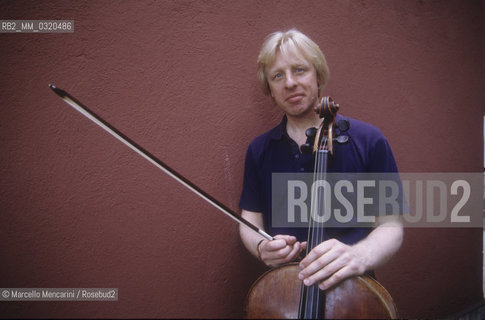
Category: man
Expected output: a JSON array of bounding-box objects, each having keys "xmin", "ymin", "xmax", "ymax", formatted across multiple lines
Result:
[{"xmin": 239, "ymin": 29, "xmax": 403, "ymax": 291}]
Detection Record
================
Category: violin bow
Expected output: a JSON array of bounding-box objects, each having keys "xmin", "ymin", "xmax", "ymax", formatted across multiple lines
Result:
[{"xmin": 49, "ymin": 84, "xmax": 273, "ymax": 241}]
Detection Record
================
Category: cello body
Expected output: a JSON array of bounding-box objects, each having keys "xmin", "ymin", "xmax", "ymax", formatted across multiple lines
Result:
[{"xmin": 246, "ymin": 263, "xmax": 398, "ymax": 319}]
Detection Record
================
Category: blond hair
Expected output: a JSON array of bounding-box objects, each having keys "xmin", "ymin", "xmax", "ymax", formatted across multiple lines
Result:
[{"xmin": 257, "ymin": 29, "xmax": 330, "ymax": 96}]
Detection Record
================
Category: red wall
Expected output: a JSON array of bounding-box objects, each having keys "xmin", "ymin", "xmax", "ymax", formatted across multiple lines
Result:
[{"xmin": 0, "ymin": 1, "xmax": 483, "ymax": 318}]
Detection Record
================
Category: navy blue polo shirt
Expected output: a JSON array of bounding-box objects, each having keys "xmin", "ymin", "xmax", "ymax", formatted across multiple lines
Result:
[{"xmin": 239, "ymin": 114, "xmax": 399, "ymax": 244}]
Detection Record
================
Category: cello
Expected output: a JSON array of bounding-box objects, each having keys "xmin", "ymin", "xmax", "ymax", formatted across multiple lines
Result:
[{"xmin": 245, "ymin": 97, "xmax": 398, "ymax": 319}]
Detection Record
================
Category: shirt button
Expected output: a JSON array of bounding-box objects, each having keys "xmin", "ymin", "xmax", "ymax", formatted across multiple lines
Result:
[
  {"xmin": 295, "ymin": 154, "xmax": 300, "ymax": 159},
  {"xmin": 300, "ymin": 168, "xmax": 305, "ymax": 172}
]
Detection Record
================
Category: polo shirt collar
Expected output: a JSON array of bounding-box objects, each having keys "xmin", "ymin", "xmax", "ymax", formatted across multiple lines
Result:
[{"xmin": 269, "ymin": 115, "xmax": 288, "ymax": 141}]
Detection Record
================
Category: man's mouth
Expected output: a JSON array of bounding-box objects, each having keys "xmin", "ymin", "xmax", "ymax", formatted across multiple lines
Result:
[{"xmin": 286, "ymin": 93, "xmax": 304, "ymax": 103}]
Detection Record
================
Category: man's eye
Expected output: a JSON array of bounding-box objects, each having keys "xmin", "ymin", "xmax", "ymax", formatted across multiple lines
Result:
[
  {"xmin": 296, "ymin": 67, "xmax": 305, "ymax": 73},
  {"xmin": 273, "ymin": 73, "xmax": 283, "ymax": 80}
]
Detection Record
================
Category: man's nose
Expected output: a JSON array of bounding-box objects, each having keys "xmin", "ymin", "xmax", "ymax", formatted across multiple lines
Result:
[{"xmin": 285, "ymin": 73, "xmax": 297, "ymax": 88}]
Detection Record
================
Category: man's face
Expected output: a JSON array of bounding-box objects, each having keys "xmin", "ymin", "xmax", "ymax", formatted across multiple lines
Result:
[{"xmin": 266, "ymin": 49, "xmax": 319, "ymax": 119}]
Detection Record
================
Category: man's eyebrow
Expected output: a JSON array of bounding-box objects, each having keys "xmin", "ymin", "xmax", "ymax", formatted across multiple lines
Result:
[
  {"xmin": 267, "ymin": 66, "xmax": 283, "ymax": 74},
  {"xmin": 269, "ymin": 62, "xmax": 308, "ymax": 71}
]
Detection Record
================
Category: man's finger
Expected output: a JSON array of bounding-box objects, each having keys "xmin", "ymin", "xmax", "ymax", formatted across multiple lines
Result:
[{"xmin": 318, "ymin": 266, "xmax": 351, "ymax": 290}]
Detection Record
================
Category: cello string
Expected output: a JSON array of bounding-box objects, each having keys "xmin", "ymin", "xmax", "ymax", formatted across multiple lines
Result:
[
  {"xmin": 311, "ymin": 137, "xmax": 322, "ymax": 317},
  {"xmin": 303, "ymin": 128, "xmax": 320, "ymax": 317},
  {"xmin": 301, "ymin": 124, "xmax": 322, "ymax": 318},
  {"xmin": 307, "ymin": 130, "xmax": 329, "ymax": 318},
  {"xmin": 315, "ymin": 134, "xmax": 328, "ymax": 317}
]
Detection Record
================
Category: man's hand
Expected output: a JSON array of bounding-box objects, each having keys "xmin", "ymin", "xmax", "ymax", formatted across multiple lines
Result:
[
  {"xmin": 240, "ymin": 210, "xmax": 307, "ymax": 267},
  {"xmin": 258, "ymin": 235, "xmax": 307, "ymax": 267},
  {"xmin": 298, "ymin": 216, "xmax": 403, "ymax": 290},
  {"xmin": 298, "ymin": 239, "xmax": 367, "ymax": 290}
]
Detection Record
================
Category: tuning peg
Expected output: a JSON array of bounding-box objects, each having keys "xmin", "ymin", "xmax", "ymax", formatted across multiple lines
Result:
[
  {"xmin": 301, "ymin": 127, "xmax": 318, "ymax": 154},
  {"xmin": 305, "ymin": 127, "xmax": 317, "ymax": 138},
  {"xmin": 336, "ymin": 119, "xmax": 350, "ymax": 132}
]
